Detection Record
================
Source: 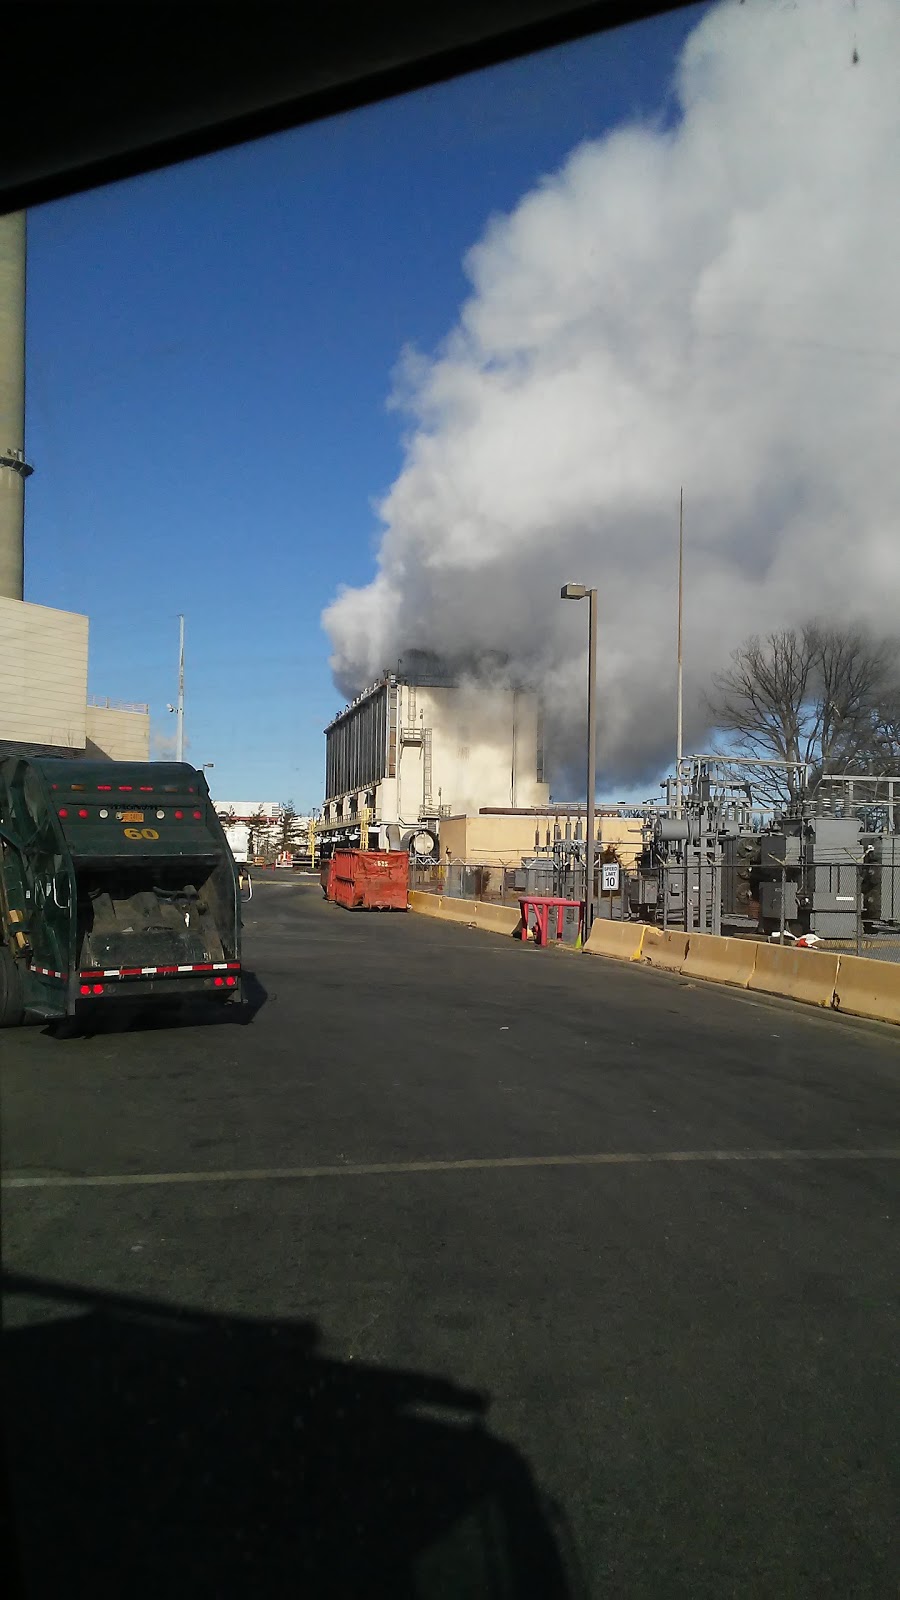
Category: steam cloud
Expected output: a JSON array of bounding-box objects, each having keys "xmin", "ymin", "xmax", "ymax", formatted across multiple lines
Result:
[{"xmin": 324, "ymin": 0, "xmax": 900, "ymax": 791}]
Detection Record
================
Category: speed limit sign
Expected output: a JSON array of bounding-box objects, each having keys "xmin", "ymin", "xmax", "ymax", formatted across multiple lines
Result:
[{"xmin": 601, "ymin": 862, "xmax": 620, "ymax": 893}]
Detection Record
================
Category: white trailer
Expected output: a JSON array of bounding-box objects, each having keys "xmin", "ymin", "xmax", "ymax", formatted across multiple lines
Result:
[{"xmin": 220, "ymin": 820, "xmax": 251, "ymax": 865}]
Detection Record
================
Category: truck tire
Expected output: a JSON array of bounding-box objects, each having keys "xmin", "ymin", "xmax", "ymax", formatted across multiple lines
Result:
[{"xmin": 0, "ymin": 946, "xmax": 25, "ymax": 1027}]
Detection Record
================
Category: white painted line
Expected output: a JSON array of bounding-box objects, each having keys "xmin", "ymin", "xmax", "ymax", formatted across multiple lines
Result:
[{"xmin": 3, "ymin": 1147, "xmax": 898, "ymax": 1191}]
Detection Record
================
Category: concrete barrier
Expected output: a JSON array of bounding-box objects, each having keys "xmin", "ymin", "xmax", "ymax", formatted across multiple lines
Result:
[
  {"xmin": 407, "ymin": 891, "xmax": 445, "ymax": 917},
  {"xmin": 434, "ymin": 895, "xmax": 480, "ymax": 925},
  {"xmin": 681, "ymin": 933, "xmax": 758, "ymax": 988},
  {"xmin": 475, "ymin": 902, "xmax": 522, "ymax": 937},
  {"xmin": 748, "ymin": 942, "xmax": 840, "ymax": 1008},
  {"xmin": 834, "ymin": 953, "xmax": 900, "ymax": 1027},
  {"xmin": 641, "ymin": 927, "xmax": 690, "ymax": 972},
  {"xmin": 584, "ymin": 920, "xmax": 647, "ymax": 962}
]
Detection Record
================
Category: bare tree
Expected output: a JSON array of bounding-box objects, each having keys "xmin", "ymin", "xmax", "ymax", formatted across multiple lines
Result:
[
  {"xmin": 870, "ymin": 684, "xmax": 900, "ymax": 772},
  {"xmin": 707, "ymin": 623, "xmax": 899, "ymax": 806}
]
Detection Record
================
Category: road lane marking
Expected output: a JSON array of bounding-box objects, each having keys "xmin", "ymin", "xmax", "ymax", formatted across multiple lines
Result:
[{"xmin": 3, "ymin": 1147, "xmax": 899, "ymax": 1190}]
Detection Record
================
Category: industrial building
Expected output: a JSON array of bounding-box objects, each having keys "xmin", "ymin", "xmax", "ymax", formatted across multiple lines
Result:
[
  {"xmin": 320, "ymin": 665, "xmax": 550, "ymax": 852},
  {"xmin": 0, "ymin": 595, "xmax": 150, "ymax": 764},
  {"xmin": 0, "ymin": 213, "xmax": 150, "ymax": 764},
  {"xmin": 213, "ymin": 801, "xmax": 313, "ymax": 865}
]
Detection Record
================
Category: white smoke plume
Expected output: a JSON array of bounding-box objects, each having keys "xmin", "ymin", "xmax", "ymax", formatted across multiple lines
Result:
[{"xmin": 324, "ymin": 0, "xmax": 900, "ymax": 790}]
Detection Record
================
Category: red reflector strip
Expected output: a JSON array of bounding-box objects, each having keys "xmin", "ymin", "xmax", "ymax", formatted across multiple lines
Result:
[
  {"xmin": 78, "ymin": 963, "xmax": 241, "ymax": 980},
  {"xmin": 31, "ymin": 965, "xmax": 66, "ymax": 980}
]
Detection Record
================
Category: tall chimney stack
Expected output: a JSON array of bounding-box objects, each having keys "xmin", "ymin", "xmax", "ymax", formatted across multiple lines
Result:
[{"xmin": 0, "ymin": 211, "xmax": 32, "ymax": 601}]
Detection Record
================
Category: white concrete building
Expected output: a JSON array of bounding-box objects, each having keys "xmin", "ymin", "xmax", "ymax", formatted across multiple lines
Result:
[
  {"xmin": 321, "ymin": 670, "xmax": 550, "ymax": 850},
  {"xmin": 212, "ymin": 802, "xmax": 312, "ymax": 861}
]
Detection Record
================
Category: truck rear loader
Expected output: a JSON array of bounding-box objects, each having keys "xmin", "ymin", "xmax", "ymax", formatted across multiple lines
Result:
[{"xmin": 0, "ymin": 757, "xmax": 246, "ymax": 1026}]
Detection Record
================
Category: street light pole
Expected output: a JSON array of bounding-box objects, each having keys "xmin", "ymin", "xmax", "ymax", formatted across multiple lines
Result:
[
  {"xmin": 562, "ymin": 583, "xmax": 599, "ymax": 936},
  {"xmin": 585, "ymin": 588, "xmax": 598, "ymax": 933},
  {"xmin": 176, "ymin": 613, "xmax": 185, "ymax": 764},
  {"xmin": 675, "ymin": 487, "xmax": 684, "ymax": 817}
]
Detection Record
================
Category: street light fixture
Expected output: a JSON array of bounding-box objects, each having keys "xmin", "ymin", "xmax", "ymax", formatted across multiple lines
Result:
[{"xmin": 561, "ymin": 583, "xmax": 598, "ymax": 937}]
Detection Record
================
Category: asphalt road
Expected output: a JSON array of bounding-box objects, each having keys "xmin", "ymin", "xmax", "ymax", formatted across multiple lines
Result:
[{"xmin": 3, "ymin": 878, "xmax": 899, "ymax": 1598}]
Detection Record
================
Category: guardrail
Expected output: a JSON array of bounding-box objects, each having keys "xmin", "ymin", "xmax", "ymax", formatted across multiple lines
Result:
[{"xmin": 87, "ymin": 696, "xmax": 150, "ymax": 714}]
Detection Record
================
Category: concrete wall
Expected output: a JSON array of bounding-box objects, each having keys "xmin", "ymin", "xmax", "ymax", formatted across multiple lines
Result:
[
  {"xmin": 440, "ymin": 814, "xmax": 545, "ymax": 865},
  {"xmin": 600, "ymin": 818, "xmax": 643, "ymax": 867},
  {"xmin": 438, "ymin": 813, "xmax": 644, "ymax": 867},
  {"xmin": 0, "ymin": 595, "xmax": 88, "ymax": 751},
  {"xmin": 85, "ymin": 703, "xmax": 150, "ymax": 761}
]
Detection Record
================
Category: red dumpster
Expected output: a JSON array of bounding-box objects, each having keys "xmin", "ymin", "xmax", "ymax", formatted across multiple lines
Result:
[{"xmin": 330, "ymin": 849, "xmax": 408, "ymax": 910}]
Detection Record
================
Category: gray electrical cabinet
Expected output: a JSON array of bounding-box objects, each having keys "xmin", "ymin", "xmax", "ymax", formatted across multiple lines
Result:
[
  {"xmin": 760, "ymin": 878, "xmax": 799, "ymax": 924},
  {"xmin": 798, "ymin": 818, "xmax": 863, "ymax": 938},
  {"xmin": 864, "ymin": 835, "xmax": 900, "ymax": 925}
]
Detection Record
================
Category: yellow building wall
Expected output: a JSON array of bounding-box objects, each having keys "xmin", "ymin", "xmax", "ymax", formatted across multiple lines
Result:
[
  {"xmin": 85, "ymin": 703, "xmax": 150, "ymax": 761},
  {"xmin": 440, "ymin": 813, "xmax": 644, "ymax": 867},
  {"xmin": 0, "ymin": 596, "xmax": 88, "ymax": 750}
]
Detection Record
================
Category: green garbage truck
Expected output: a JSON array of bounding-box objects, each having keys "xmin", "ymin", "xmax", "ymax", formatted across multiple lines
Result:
[{"xmin": 0, "ymin": 757, "xmax": 246, "ymax": 1026}]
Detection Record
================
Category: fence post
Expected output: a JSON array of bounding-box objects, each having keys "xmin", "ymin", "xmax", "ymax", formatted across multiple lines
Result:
[
  {"xmin": 779, "ymin": 863, "xmax": 786, "ymax": 944},
  {"xmin": 856, "ymin": 861, "xmax": 863, "ymax": 958}
]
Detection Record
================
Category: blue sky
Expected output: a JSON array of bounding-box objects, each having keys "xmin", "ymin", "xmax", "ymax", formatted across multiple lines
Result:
[{"xmin": 25, "ymin": 3, "xmax": 708, "ymax": 810}]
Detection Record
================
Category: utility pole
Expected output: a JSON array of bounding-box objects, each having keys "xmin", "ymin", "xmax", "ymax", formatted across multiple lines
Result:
[
  {"xmin": 586, "ymin": 587, "xmax": 598, "ymax": 933},
  {"xmin": 561, "ymin": 583, "xmax": 598, "ymax": 936},
  {"xmin": 675, "ymin": 487, "xmax": 684, "ymax": 817},
  {"xmin": 168, "ymin": 615, "xmax": 185, "ymax": 761},
  {"xmin": 0, "ymin": 212, "xmax": 32, "ymax": 601}
]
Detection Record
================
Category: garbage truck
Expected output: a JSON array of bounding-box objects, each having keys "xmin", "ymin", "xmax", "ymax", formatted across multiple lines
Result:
[{"xmin": 0, "ymin": 757, "xmax": 246, "ymax": 1026}]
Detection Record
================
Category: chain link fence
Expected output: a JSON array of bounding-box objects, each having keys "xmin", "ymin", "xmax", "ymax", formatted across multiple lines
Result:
[
  {"xmin": 410, "ymin": 859, "xmax": 630, "ymax": 917},
  {"xmin": 409, "ymin": 861, "xmax": 524, "ymax": 906},
  {"xmin": 624, "ymin": 856, "xmax": 900, "ymax": 964},
  {"xmin": 412, "ymin": 857, "xmax": 900, "ymax": 962}
]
